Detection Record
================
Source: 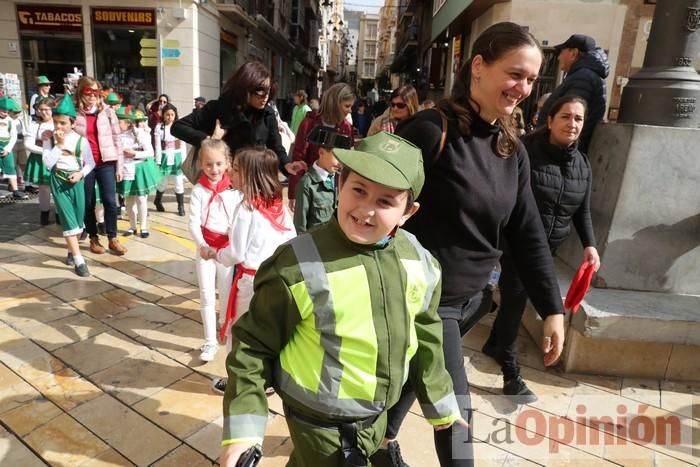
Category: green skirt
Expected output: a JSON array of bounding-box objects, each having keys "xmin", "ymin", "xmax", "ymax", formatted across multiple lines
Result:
[
  {"xmin": 25, "ymin": 152, "xmax": 51, "ymax": 185},
  {"xmin": 0, "ymin": 141, "xmax": 16, "ymax": 177},
  {"xmin": 119, "ymin": 159, "xmax": 162, "ymax": 196},
  {"xmin": 158, "ymin": 151, "xmax": 183, "ymax": 176},
  {"xmin": 50, "ymin": 170, "xmax": 85, "ymax": 237}
]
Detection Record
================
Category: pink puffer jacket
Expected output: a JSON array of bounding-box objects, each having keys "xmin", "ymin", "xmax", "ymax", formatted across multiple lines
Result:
[{"xmin": 74, "ymin": 107, "xmax": 123, "ymax": 175}]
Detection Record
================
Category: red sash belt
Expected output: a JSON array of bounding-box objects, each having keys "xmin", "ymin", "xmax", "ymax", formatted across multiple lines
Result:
[
  {"xmin": 219, "ymin": 264, "xmax": 257, "ymax": 342},
  {"xmin": 201, "ymin": 226, "xmax": 229, "ymax": 250}
]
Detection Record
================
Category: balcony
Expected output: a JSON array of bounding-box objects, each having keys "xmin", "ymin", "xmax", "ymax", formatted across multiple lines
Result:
[{"xmin": 216, "ymin": 0, "xmax": 256, "ymax": 28}]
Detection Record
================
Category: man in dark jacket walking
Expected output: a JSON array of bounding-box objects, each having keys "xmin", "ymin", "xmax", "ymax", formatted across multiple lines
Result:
[{"xmin": 539, "ymin": 34, "xmax": 609, "ymax": 153}]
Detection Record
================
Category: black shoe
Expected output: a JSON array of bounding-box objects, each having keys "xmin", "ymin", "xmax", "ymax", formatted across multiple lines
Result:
[
  {"xmin": 140, "ymin": 230, "xmax": 150, "ymax": 238},
  {"xmin": 25, "ymin": 185, "xmax": 39, "ymax": 194},
  {"xmin": 79, "ymin": 230, "xmax": 88, "ymax": 241},
  {"xmin": 40, "ymin": 210, "xmax": 50, "ymax": 226},
  {"xmin": 123, "ymin": 228, "xmax": 135, "ymax": 237},
  {"xmin": 503, "ymin": 375, "xmax": 538, "ymax": 404},
  {"xmin": 154, "ymin": 191, "xmax": 165, "ymax": 212},
  {"xmin": 175, "ymin": 193, "xmax": 186, "ymax": 216},
  {"xmin": 97, "ymin": 222, "xmax": 106, "ymax": 235},
  {"xmin": 65, "ymin": 252, "xmax": 75, "ymax": 266},
  {"xmin": 370, "ymin": 440, "xmax": 410, "ymax": 467},
  {"xmin": 211, "ymin": 377, "xmax": 227, "ymax": 395},
  {"xmin": 74, "ymin": 263, "xmax": 90, "ymax": 277},
  {"xmin": 13, "ymin": 190, "xmax": 29, "ymax": 200},
  {"xmin": 481, "ymin": 335, "xmax": 504, "ymax": 366}
]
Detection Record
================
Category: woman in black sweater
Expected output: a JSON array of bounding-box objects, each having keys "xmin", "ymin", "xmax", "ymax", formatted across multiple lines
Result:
[
  {"xmin": 373, "ymin": 23, "xmax": 566, "ymax": 467},
  {"xmin": 171, "ymin": 61, "xmax": 304, "ymax": 175},
  {"xmin": 483, "ymin": 95, "xmax": 600, "ymax": 401}
]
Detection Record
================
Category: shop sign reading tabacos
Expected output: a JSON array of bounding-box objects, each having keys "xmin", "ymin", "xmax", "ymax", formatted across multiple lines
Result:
[
  {"xmin": 17, "ymin": 5, "xmax": 83, "ymax": 32},
  {"xmin": 92, "ymin": 8, "xmax": 155, "ymax": 26}
]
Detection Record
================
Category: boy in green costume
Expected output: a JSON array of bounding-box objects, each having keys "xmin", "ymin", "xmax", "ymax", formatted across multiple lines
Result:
[{"xmin": 220, "ymin": 132, "xmax": 465, "ymax": 467}]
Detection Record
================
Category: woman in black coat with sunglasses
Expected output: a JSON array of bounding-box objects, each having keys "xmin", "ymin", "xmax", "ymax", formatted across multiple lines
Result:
[{"xmin": 172, "ymin": 61, "xmax": 304, "ymax": 175}]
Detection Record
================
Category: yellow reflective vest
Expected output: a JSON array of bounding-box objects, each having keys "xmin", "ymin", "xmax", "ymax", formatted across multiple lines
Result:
[{"xmin": 222, "ymin": 218, "xmax": 460, "ymax": 445}]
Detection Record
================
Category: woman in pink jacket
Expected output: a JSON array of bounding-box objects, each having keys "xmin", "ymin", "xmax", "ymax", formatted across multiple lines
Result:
[{"xmin": 74, "ymin": 77, "xmax": 127, "ymax": 255}]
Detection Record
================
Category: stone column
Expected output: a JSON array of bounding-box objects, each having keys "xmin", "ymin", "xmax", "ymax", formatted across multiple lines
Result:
[{"xmin": 618, "ymin": 0, "xmax": 700, "ymax": 127}]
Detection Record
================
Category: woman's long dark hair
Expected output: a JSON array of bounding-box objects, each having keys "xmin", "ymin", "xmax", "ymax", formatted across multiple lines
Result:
[
  {"xmin": 221, "ymin": 61, "xmax": 272, "ymax": 111},
  {"xmin": 438, "ymin": 22, "xmax": 541, "ymax": 158}
]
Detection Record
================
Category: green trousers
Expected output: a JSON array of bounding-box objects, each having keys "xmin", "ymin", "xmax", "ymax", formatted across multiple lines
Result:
[{"xmin": 285, "ymin": 411, "xmax": 387, "ymax": 467}]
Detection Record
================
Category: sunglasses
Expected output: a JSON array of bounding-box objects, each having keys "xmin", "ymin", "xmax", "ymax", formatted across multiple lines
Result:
[
  {"xmin": 83, "ymin": 88, "xmax": 100, "ymax": 97},
  {"xmin": 390, "ymin": 101, "xmax": 407, "ymax": 109},
  {"xmin": 251, "ymin": 87, "xmax": 270, "ymax": 98}
]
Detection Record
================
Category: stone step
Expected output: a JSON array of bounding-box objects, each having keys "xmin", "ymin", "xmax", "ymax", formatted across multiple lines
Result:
[{"xmin": 520, "ymin": 260, "xmax": 700, "ymax": 382}]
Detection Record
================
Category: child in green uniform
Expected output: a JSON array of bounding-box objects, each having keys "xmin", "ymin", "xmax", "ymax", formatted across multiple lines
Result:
[
  {"xmin": 25, "ymin": 98, "xmax": 55, "ymax": 223},
  {"xmin": 220, "ymin": 132, "xmax": 465, "ymax": 467},
  {"xmin": 0, "ymin": 96, "xmax": 28, "ymax": 200},
  {"xmin": 116, "ymin": 107, "xmax": 159, "ymax": 237},
  {"xmin": 42, "ymin": 96, "xmax": 95, "ymax": 277},
  {"xmin": 292, "ymin": 125, "xmax": 351, "ymax": 233}
]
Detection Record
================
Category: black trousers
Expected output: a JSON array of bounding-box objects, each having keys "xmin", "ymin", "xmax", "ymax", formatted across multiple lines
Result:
[
  {"xmin": 84, "ymin": 162, "xmax": 119, "ymax": 239},
  {"xmin": 385, "ymin": 290, "xmax": 493, "ymax": 467},
  {"xmin": 488, "ymin": 253, "xmax": 529, "ymax": 380}
]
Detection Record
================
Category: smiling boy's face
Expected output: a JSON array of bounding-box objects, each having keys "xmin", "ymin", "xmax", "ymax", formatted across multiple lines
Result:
[{"xmin": 336, "ymin": 171, "xmax": 418, "ymax": 245}]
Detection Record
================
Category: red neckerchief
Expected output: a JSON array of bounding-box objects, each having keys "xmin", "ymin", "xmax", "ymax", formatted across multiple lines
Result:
[
  {"xmin": 198, "ymin": 173, "xmax": 232, "ymax": 226},
  {"xmin": 250, "ymin": 196, "xmax": 290, "ymax": 232}
]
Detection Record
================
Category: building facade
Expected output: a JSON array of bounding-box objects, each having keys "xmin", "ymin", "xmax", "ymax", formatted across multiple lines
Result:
[
  {"xmin": 376, "ymin": 0, "xmax": 399, "ymax": 90},
  {"xmin": 1, "ymin": 0, "xmax": 321, "ymax": 117},
  {"xmin": 392, "ymin": 0, "xmax": 656, "ymax": 121},
  {"xmin": 356, "ymin": 13, "xmax": 379, "ymax": 88}
]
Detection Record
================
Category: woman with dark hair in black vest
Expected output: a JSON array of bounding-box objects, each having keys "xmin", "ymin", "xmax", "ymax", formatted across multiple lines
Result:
[
  {"xmin": 483, "ymin": 95, "xmax": 600, "ymax": 401},
  {"xmin": 171, "ymin": 61, "xmax": 305, "ymax": 175},
  {"xmin": 371, "ymin": 23, "xmax": 566, "ymax": 467}
]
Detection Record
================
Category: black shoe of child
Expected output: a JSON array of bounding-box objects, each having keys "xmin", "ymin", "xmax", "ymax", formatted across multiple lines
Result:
[
  {"xmin": 40, "ymin": 210, "xmax": 50, "ymax": 226},
  {"xmin": 211, "ymin": 377, "xmax": 227, "ymax": 395},
  {"xmin": 79, "ymin": 230, "xmax": 88, "ymax": 241},
  {"xmin": 13, "ymin": 190, "xmax": 29, "ymax": 200},
  {"xmin": 123, "ymin": 228, "xmax": 135, "ymax": 237},
  {"xmin": 154, "ymin": 191, "xmax": 165, "ymax": 212},
  {"xmin": 65, "ymin": 252, "xmax": 75, "ymax": 266},
  {"xmin": 175, "ymin": 193, "xmax": 186, "ymax": 216},
  {"xmin": 97, "ymin": 222, "xmax": 106, "ymax": 235},
  {"xmin": 140, "ymin": 230, "xmax": 150, "ymax": 238},
  {"xmin": 370, "ymin": 440, "xmax": 410, "ymax": 467},
  {"xmin": 25, "ymin": 185, "xmax": 39, "ymax": 194},
  {"xmin": 74, "ymin": 263, "xmax": 90, "ymax": 277}
]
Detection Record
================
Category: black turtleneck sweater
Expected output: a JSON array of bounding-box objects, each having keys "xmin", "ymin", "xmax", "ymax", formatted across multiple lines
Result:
[
  {"xmin": 396, "ymin": 109, "xmax": 564, "ymax": 317},
  {"xmin": 524, "ymin": 131, "xmax": 595, "ymax": 252}
]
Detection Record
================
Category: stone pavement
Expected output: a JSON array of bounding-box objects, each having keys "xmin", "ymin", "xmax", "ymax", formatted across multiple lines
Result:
[{"xmin": 0, "ymin": 193, "xmax": 697, "ymax": 466}]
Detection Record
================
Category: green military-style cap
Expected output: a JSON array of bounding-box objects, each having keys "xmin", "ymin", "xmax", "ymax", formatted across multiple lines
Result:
[
  {"xmin": 333, "ymin": 131, "xmax": 425, "ymax": 197},
  {"xmin": 53, "ymin": 95, "xmax": 77, "ymax": 118}
]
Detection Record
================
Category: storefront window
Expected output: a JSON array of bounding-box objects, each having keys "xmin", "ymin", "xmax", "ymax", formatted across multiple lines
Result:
[
  {"xmin": 16, "ymin": 4, "xmax": 85, "ymax": 101},
  {"xmin": 92, "ymin": 8, "xmax": 157, "ymax": 111}
]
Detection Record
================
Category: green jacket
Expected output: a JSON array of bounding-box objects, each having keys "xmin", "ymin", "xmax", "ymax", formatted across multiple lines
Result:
[
  {"xmin": 293, "ymin": 168, "xmax": 337, "ymax": 233},
  {"xmin": 291, "ymin": 104, "xmax": 311, "ymax": 135},
  {"xmin": 222, "ymin": 219, "xmax": 460, "ymax": 446}
]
